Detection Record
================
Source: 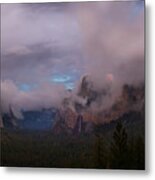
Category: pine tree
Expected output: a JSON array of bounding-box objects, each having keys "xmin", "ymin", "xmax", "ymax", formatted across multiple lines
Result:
[
  {"xmin": 110, "ymin": 120, "xmax": 128, "ymax": 169},
  {"xmin": 94, "ymin": 131, "xmax": 108, "ymax": 169}
]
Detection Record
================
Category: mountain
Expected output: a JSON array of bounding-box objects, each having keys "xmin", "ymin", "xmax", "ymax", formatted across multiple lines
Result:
[
  {"xmin": 52, "ymin": 75, "xmax": 144, "ymax": 135},
  {"xmin": 52, "ymin": 107, "xmax": 95, "ymax": 135},
  {"xmin": 1, "ymin": 75, "xmax": 144, "ymax": 134},
  {"xmin": 77, "ymin": 75, "xmax": 144, "ymax": 123},
  {"xmin": 94, "ymin": 110, "xmax": 144, "ymax": 137},
  {"xmin": 1, "ymin": 105, "xmax": 18, "ymax": 128},
  {"xmin": 2, "ymin": 108, "xmax": 57, "ymax": 130}
]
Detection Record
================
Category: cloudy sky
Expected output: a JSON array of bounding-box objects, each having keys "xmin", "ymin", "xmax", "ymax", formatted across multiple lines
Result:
[{"xmin": 1, "ymin": 1, "xmax": 144, "ymax": 112}]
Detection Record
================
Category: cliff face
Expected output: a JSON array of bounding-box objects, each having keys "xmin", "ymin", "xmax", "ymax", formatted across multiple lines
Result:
[
  {"xmin": 1, "ymin": 75, "xmax": 144, "ymax": 134},
  {"xmin": 52, "ymin": 108, "xmax": 74, "ymax": 135},
  {"xmin": 63, "ymin": 108, "xmax": 77, "ymax": 129},
  {"xmin": 104, "ymin": 84, "xmax": 144, "ymax": 122},
  {"xmin": 1, "ymin": 105, "xmax": 18, "ymax": 128},
  {"xmin": 77, "ymin": 75, "xmax": 144, "ymax": 123},
  {"xmin": 52, "ymin": 76, "xmax": 144, "ymax": 135},
  {"xmin": 52, "ymin": 109, "xmax": 95, "ymax": 135}
]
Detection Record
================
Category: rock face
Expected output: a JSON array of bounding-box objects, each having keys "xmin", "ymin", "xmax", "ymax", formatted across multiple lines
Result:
[
  {"xmin": 52, "ymin": 108, "xmax": 94, "ymax": 135},
  {"xmin": 52, "ymin": 77, "xmax": 144, "ymax": 135},
  {"xmin": 1, "ymin": 74, "xmax": 144, "ymax": 135},
  {"xmin": 2, "ymin": 105, "xmax": 18, "ymax": 128},
  {"xmin": 78, "ymin": 75, "xmax": 94, "ymax": 99},
  {"xmin": 78, "ymin": 77, "xmax": 145, "ymax": 123},
  {"xmin": 63, "ymin": 108, "xmax": 77, "ymax": 129},
  {"xmin": 52, "ymin": 108, "xmax": 76, "ymax": 135},
  {"xmin": 101, "ymin": 84, "xmax": 145, "ymax": 123},
  {"xmin": 52, "ymin": 110, "xmax": 69, "ymax": 135},
  {"xmin": 73, "ymin": 115, "xmax": 84, "ymax": 135}
]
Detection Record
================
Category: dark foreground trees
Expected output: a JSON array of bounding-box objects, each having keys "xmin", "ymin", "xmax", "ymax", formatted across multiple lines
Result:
[
  {"xmin": 94, "ymin": 119, "xmax": 145, "ymax": 169},
  {"xmin": 109, "ymin": 120, "xmax": 145, "ymax": 169},
  {"xmin": 110, "ymin": 120, "xmax": 129, "ymax": 169},
  {"xmin": 1, "ymin": 118, "xmax": 145, "ymax": 169}
]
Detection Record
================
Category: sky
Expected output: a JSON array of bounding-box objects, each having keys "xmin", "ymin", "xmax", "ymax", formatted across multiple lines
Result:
[{"xmin": 1, "ymin": 1, "xmax": 144, "ymax": 113}]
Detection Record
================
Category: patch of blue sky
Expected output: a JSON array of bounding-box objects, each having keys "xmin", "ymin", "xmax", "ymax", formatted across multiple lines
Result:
[
  {"xmin": 65, "ymin": 82, "xmax": 75, "ymax": 90},
  {"xmin": 50, "ymin": 72, "xmax": 81, "ymax": 90},
  {"xmin": 52, "ymin": 74, "xmax": 71, "ymax": 83},
  {"xmin": 19, "ymin": 83, "xmax": 37, "ymax": 92}
]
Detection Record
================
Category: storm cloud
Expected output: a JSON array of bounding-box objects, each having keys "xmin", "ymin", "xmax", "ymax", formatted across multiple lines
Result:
[{"xmin": 1, "ymin": 1, "xmax": 144, "ymax": 113}]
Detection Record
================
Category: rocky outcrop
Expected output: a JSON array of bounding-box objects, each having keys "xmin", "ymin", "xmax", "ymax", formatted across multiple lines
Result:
[
  {"xmin": 52, "ymin": 108, "xmax": 95, "ymax": 135},
  {"xmin": 2, "ymin": 105, "xmax": 18, "ymax": 128},
  {"xmin": 52, "ymin": 109, "xmax": 73, "ymax": 135},
  {"xmin": 96, "ymin": 84, "xmax": 145, "ymax": 123},
  {"xmin": 52, "ymin": 76, "xmax": 145, "ymax": 134},
  {"xmin": 63, "ymin": 108, "xmax": 77, "ymax": 129}
]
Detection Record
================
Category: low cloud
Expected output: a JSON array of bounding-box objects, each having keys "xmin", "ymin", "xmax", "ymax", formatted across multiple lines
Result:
[
  {"xmin": 1, "ymin": 80, "xmax": 66, "ymax": 114},
  {"xmin": 1, "ymin": 1, "xmax": 144, "ymax": 116}
]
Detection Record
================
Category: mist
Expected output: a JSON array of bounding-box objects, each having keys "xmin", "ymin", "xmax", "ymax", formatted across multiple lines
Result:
[{"xmin": 1, "ymin": 1, "xmax": 144, "ymax": 118}]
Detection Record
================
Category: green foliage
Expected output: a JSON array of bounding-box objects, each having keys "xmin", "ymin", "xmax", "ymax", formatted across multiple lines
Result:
[
  {"xmin": 110, "ymin": 120, "xmax": 129, "ymax": 169},
  {"xmin": 94, "ymin": 134, "xmax": 108, "ymax": 169},
  {"xmin": 109, "ymin": 120, "xmax": 145, "ymax": 169},
  {"xmin": 0, "ymin": 118, "xmax": 145, "ymax": 169},
  {"xmin": 1, "ymin": 130, "xmax": 97, "ymax": 168}
]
